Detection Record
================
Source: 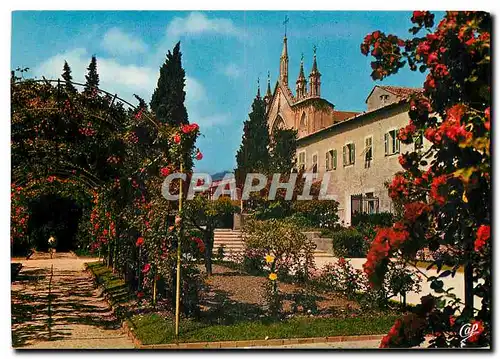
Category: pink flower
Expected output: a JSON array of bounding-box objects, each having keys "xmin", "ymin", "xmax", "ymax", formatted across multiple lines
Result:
[
  {"xmin": 142, "ymin": 263, "xmax": 151, "ymax": 273},
  {"xmin": 160, "ymin": 167, "xmax": 171, "ymax": 177},
  {"xmin": 195, "ymin": 150, "xmax": 203, "ymax": 161}
]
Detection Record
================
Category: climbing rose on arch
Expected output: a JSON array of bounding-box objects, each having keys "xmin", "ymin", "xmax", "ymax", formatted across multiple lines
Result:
[{"xmin": 474, "ymin": 225, "xmax": 490, "ymax": 252}]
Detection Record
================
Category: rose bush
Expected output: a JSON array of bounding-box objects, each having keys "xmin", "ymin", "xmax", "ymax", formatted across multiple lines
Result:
[{"xmin": 360, "ymin": 11, "xmax": 490, "ymax": 347}]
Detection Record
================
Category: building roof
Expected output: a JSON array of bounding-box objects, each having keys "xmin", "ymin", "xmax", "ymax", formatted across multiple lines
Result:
[
  {"xmin": 297, "ymin": 98, "xmax": 409, "ymax": 143},
  {"xmin": 364, "ymin": 85, "xmax": 423, "ymax": 103},
  {"xmin": 332, "ymin": 110, "xmax": 360, "ymax": 123}
]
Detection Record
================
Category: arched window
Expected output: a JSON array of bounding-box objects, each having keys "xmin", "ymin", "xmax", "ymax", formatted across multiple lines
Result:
[
  {"xmin": 300, "ymin": 112, "xmax": 307, "ymax": 129},
  {"xmin": 299, "ymin": 112, "xmax": 307, "ymax": 136}
]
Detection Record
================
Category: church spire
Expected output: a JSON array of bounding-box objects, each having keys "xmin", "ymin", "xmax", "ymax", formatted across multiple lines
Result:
[
  {"xmin": 309, "ymin": 45, "xmax": 321, "ymax": 98},
  {"xmin": 266, "ymin": 71, "xmax": 272, "ymax": 98},
  {"xmin": 264, "ymin": 71, "xmax": 272, "ymax": 112},
  {"xmin": 296, "ymin": 53, "xmax": 307, "ymax": 99},
  {"xmin": 279, "ymin": 35, "xmax": 289, "ymax": 87},
  {"xmin": 256, "ymin": 77, "xmax": 261, "ymax": 99}
]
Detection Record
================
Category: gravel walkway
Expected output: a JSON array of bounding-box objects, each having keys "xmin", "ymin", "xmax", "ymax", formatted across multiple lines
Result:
[{"xmin": 11, "ymin": 252, "xmax": 134, "ymax": 349}]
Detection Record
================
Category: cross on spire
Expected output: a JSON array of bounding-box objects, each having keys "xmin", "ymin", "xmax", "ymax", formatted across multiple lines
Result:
[{"xmin": 283, "ymin": 15, "xmax": 289, "ymax": 37}]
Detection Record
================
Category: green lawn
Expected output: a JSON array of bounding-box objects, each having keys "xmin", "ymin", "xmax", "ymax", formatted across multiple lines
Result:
[
  {"xmin": 87, "ymin": 261, "xmax": 399, "ymax": 345},
  {"xmin": 128, "ymin": 313, "xmax": 398, "ymax": 345},
  {"xmin": 86, "ymin": 261, "xmax": 132, "ymax": 310}
]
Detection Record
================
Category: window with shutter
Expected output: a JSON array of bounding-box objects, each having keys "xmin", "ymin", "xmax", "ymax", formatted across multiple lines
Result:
[
  {"xmin": 395, "ymin": 130, "xmax": 400, "ymax": 153},
  {"xmin": 312, "ymin": 154, "xmax": 318, "ymax": 173},
  {"xmin": 385, "ymin": 130, "xmax": 400, "ymax": 155},
  {"xmin": 343, "ymin": 146, "xmax": 347, "ymax": 166},
  {"xmin": 365, "ymin": 136, "xmax": 373, "ymax": 161},
  {"xmin": 384, "ymin": 133, "xmax": 389, "ymax": 155},
  {"xmin": 325, "ymin": 152, "xmax": 330, "ymax": 171},
  {"xmin": 333, "ymin": 150, "xmax": 337, "ymax": 170},
  {"xmin": 350, "ymin": 143, "xmax": 355, "ymax": 164}
]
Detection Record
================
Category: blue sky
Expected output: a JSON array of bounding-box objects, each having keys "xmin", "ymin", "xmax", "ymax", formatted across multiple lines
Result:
[{"xmin": 11, "ymin": 11, "xmax": 430, "ymax": 174}]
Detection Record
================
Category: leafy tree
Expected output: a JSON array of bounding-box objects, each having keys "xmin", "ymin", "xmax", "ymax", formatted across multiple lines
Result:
[
  {"xmin": 84, "ymin": 55, "xmax": 99, "ymax": 95},
  {"xmin": 235, "ymin": 93, "xmax": 270, "ymax": 185},
  {"xmin": 150, "ymin": 41, "xmax": 188, "ymax": 127},
  {"xmin": 361, "ymin": 11, "xmax": 490, "ymax": 348},
  {"xmin": 183, "ymin": 195, "xmax": 239, "ymax": 275},
  {"xmin": 269, "ymin": 128, "xmax": 297, "ymax": 174},
  {"xmin": 61, "ymin": 61, "xmax": 77, "ymax": 94}
]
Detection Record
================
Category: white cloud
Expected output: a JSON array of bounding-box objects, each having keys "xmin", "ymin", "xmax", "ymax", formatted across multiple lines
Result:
[
  {"xmin": 34, "ymin": 48, "xmax": 156, "ymax": 102},
  {"xmin": 33, "ymin": 48, "xmax": 228, "ymax": 128},
  {"xmin": 166, "ymin": 12, "xmax": 241, "ymax": 39},
  {"xmin": 222, "ymin": 63, "xmax": 242, "ymax": 79},
  {"xmin": 101, "ymin": 27, "xmax": 147, "ymax": 56}
]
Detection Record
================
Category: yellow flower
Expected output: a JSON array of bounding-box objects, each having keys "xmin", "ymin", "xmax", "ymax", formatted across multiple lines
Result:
[
  {"xmin": 269, "ymin": 273, "xmax": 277, "ymax": 281},
  {"xmin": 265, "ymin": 254, "xmax": 275, "ymax": 264}
]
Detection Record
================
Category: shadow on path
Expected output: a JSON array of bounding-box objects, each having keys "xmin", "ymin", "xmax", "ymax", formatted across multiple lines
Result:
[{"xmin": 11, "ymin": 254, "xmax": 132, "ymax": 348}]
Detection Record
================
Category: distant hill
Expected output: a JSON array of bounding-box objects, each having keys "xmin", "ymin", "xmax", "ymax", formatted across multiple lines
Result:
[{"xmin": 211, "ymin": 171, "xmax": 233, "ymax": 181}]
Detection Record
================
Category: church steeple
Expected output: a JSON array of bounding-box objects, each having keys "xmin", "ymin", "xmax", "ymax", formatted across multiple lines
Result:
[
  {"xmin": 309, "ymin": 46, "xmax": 321, "ymax": 98},
  {"xmin": 296, "ymin": 53, "xmax": 307, "ymax": 99},
  {"xmin": 279, "ymin": 35, "xmax": 289, "ymax": 87},
  {"xmin": 264, "ymin": 71, "xmax": 273, "ymax": 112},
  {"xmin": 256, "ymin": 77, "xmax": 261, "ymax": 99}
]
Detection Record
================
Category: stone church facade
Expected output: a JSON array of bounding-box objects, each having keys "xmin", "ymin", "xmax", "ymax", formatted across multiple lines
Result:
[{"xmin": 264, "ymin": 36, "xmax": 427, "ymax": 226}]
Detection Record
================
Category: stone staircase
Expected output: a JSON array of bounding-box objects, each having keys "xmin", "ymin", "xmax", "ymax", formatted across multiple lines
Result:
[
  {"xmin": 213, "ymin": 229, "xmax": 336, "ymax": 263},
  {"xmin": 213, "ymin": 229, "xmax": 245, "ymax": 258}
]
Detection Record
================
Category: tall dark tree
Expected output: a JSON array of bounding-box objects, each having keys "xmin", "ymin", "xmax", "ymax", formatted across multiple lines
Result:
[
  {"xmin": 269, "ymin": 128, "xmax": 298, "ymax": 174},
  {"xmin": 61, "ymin": 61, "xmax": 77, "ymax": 94},
  {"xmin": 235, "ymin": 92, "xmax": 270, "ymax": 185},
  {"xmin": 150, "ymin": 42, "xmax": 188, "ymax": 126},
  {"xmin": 84, "ymin": 55, "xmax": 99, "ymax": 95}
]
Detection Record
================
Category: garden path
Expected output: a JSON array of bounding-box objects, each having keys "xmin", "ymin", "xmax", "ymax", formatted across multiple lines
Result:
[{"xmin": 11, "ymin": 252, "xmax": 134, "ymax": 349}]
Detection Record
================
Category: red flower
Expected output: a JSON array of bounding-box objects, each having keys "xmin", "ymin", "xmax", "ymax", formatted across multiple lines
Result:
[
  {"xmin": 474, "ymin": 225, "xmax": 490, "ymax": 252},
  {"xmin": 484, "ymin": 107, "xmax": 490, "ymax": 131},
  {"xmin": 468, "ymin": 320, "xmax": 485, "ymax": 343},
  {"xmin": 160, "ymin": 167, "xmax": 171, "ymax": 177},
  {"xmin": 388, "ymin": 174, "xmax": 409, "ymax": 199},
  {"xmin": 173, "ymin": 134, "xmax": 181, "ymax": 144},
  {"xmin": 449, "ymin": 316, "xmax": 456, "ymax": 327},
  {"xmin": 424, "ymin": 74, "xmax": 436, "ymax": 90},
  {"xmin": 195, "ymin": 150, "xmax": 203, "ymax": 161},
  {"xmin": 142, "ymin": 263, "xmax": 151, "ymax": 273},
  {"xmin": 191, "ymin": 237, "xmax": 205, "ymax": 253},
  {"xmin": 430, "ymin": 175, "xmax": 448, "ymax": 205},
  {"xmin": 136, "ymin": 237, "xmax": 144, "ymax": 247},
  {"xmin": 181, "ymin": 123, "xmax": 199, "ymax": 134},
  {"xmin": 137, "ymin": 291, "xmax": 144, "ymax": 299},
  {"xmin": 404, "ymin": 202, "xmax": 430, "ymax": 222}
]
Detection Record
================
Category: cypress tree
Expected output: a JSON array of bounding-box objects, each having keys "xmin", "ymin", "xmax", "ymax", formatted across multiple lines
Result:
[
  {"xmin": 235, "ymin": 92, "xmax": 270, "ymax": 185},
  {"xmin": 150, "ymin": 41, "xmax": 188, "ymax": 126},
  {"xmin": 269, "ymin": 128, "xmax": 298, "ymax": 174},
  {"xmin": 61, "ymin": 61, "xmax": 77, "ymax": 94},
  {"xmin": 84, "ymin": 55, "xmax": 99, "ymax": 95}
]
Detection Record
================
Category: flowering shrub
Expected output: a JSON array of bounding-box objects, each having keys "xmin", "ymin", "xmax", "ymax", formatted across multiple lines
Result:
[
  {"xmin": 316, "ymin": 258, "xmax": 368, "ymax": 299},
  {"xmin": 243, "ymin": 218, "xmax": 316, "ymax": 281},
  {"xmin": 361, "ymin": 11, "xmax": 490, "ymax": 347}
]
